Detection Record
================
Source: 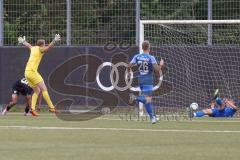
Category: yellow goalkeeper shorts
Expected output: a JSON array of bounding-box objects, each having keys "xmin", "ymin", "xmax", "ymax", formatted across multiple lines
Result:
[{"xmin": 25, "ymin": 70, "xmax": 44, "ymax": 88}]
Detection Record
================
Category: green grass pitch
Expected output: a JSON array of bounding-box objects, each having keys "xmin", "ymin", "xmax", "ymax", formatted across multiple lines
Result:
[{"xmin": 1, "ymin": 113, "xmax": 240, "ymax": 160}]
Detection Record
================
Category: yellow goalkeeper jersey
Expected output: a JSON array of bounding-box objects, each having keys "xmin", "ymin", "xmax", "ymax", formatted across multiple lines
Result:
[{"xmin": 25, "ymin": 46, "xmax": 44, "ymax": 72}]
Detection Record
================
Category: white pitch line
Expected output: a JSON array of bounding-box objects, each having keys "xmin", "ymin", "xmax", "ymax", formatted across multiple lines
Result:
[
  {"xmin": 0, "ymin": 125, "xmax": 240, "ymax": 133},
  {"xmin": 3, "ymin": 115, "xmax": 240, "ymax": 123},
  {"xmin": 3, "ymin": 113, "xmax": 240, "ymax": 122}
]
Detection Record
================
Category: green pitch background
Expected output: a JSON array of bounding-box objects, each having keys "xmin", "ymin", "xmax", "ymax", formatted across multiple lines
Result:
[{"xmin": 1, "ymin": 113, "xmax": 240, "ymax": 160}]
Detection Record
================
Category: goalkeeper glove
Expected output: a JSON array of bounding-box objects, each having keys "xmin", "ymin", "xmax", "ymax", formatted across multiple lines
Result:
[
  {"xmin": 53, "ymin": 34, "xmax": 61, "ymax": 43},
  {"xmin": 18, "ymin": 36, "xmax": 26, "ymax": 44},
  {"xmin": 213, "ymin": 89, "xmax": 219, "ymax": 100}
]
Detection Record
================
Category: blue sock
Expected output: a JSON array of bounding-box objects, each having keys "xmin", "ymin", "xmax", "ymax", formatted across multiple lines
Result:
[
  {"xmin": 136, "ymin": 96, "xmax": 146, "ymax": 104},
  {"xmin": 145, "ymin": 103, "xmax": 154, "ymax": 119},
  {"xmin": 195, "ymin": 111, "xmax": 205, "ymax": 117}
]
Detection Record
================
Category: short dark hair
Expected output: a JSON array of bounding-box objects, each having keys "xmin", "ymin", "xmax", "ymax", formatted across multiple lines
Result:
[
  {"xmin": 37, "ymin": 39, "xmax": 45, "ymax": 46},
  {"xmin": 142, "ymin": 40, "xmax": 150, "ymax": 51}
]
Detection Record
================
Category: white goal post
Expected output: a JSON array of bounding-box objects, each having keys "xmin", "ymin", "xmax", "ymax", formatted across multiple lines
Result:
[
  {"xmin": 138, "ymin": 19, "xmax": 240, "ymax": 117},
  {"xmin": 139, "ymin": 19, "xmax": 240, "ymax": 49}
]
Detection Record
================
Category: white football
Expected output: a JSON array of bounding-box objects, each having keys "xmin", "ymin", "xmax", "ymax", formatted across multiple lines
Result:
[{"xmin": 190, "ymin": 102, "xmax": 199, "ymax": 110}]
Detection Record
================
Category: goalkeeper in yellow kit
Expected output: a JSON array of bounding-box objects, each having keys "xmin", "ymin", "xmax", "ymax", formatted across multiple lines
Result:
[{"xmin": 18, "ymin": 34, "xmax": 61, "ymax": 116}]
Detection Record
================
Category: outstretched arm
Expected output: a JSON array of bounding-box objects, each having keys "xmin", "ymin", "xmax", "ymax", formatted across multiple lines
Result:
[
  {"xmin": 42, "ymin": 34, "xmax": 61, "ymax": 53},
  {"xmin": 153, "ymin": 58, "xmax": 164, "ymax": 72},
  {"xmin": 42, "ymin": 41, "xmax": 55, "ymax": 53},
  {"xmin": 18, "ymin": 36, "xmax": 32, "ymax": 49},
  {"xmin": 225, "ymin": 98, "xmax": 238, "ymax": 110}
]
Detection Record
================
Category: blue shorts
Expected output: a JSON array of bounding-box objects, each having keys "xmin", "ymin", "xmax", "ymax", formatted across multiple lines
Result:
[
  {"xmin": 140, "ymin": 85, "xmax": 153, "ymax": 96},
  {"xmin": 210, "ymin": 107, "xmax": 236, "ymax": 117}
]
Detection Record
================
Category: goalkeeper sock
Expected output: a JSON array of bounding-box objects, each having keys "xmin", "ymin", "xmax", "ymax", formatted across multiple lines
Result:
[
  {"xmin": 42, "ymin": 90, "xmax": 54, "ymax": 109},
  {"xmin": 31, "ymin": 92, "xmax": 39, "ymax": 111},
  {"xmin": 145, "ymin": 103, "xmax": 154, "ymax": 119},
  {"xmin": 136, "ymin": 96, "xmax": 146, "ymax": 104},
  {"xmin": 195, "ymin": 111, "xmax": 205, "ymax": 117}
]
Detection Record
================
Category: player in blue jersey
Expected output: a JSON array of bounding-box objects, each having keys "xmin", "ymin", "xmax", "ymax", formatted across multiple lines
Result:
[
  {"xmin": 191, "ymin": 96, "xmax": 238, "ymax": 118},
  {"xmin": 128, "ymin": 40, "xmax": 164, "ymax": 124}
]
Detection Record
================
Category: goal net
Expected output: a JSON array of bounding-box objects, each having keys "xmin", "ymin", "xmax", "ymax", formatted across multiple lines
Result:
[{"xmin": 139, "ymin": 20, "xmax": 240, "ymax": 118}]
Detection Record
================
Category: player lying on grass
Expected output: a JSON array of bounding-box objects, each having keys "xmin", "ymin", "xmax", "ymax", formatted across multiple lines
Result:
[
  {"xmin": 190, "ymin": 96, "xmax": 238, "ymax": 118},
  {"xmin": 128, "ymin": 40, "xmax": 164, "ymax": 124},
  {"xmin": 18, "ymin": 34, "xmax": 61, "ymax": 116},
  {"xmin": 1, "ymin": 78, "xmax": 42, "ymax": 116}
]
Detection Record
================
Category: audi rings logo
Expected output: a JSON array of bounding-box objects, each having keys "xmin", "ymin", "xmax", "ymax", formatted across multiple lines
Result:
[
  {"xmin": 96, "ymin": 62, "xmax": 132, "ymax": 92},
  {"xmin": 96, "ymin": 62, "xmax": 164, "ymax": 92}
]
